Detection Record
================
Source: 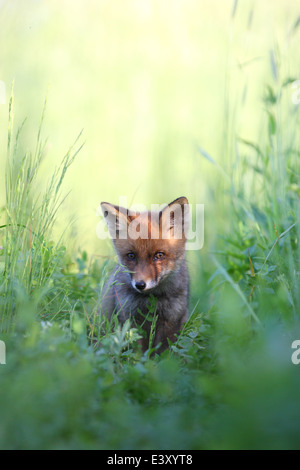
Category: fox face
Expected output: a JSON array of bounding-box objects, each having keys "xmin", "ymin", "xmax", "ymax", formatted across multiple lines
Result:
[{"xmin": 101, "ymin": 197, "xmax": 189, "ymax": 293}]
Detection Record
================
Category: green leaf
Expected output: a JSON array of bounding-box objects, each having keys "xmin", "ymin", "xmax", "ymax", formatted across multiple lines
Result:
[{"xmin": 267, "ymin": 111, "xmax": 276, "ymax": 135}]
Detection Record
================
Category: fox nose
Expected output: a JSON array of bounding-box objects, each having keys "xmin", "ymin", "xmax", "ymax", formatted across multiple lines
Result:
[{"xmin": 135, "ymin": 280, "xmax": 146, "ymax": 291}]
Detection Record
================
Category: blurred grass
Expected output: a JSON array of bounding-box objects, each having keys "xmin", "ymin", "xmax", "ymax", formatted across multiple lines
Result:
[
  {"xmin": 0, "ymin": 0, "xmax": 299, "ymax": 450},
  {"xmin": 0, "ymin": 0, "xmax": 299, "ymax": 253}
]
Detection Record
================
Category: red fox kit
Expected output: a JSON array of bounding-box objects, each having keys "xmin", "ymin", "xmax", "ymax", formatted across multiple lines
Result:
[{"xmin": 100, "ymin": 197, "xmax": 189, "ymax": 353}]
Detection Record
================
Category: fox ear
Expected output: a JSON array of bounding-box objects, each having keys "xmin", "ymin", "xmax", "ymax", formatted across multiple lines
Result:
[
  {"xmin": 101, "ymin": 202, "xmax": 130, "ymax": 239},
  {"xmin": 160, "ymin": 197, "xmax": 189, "ymax": 240}
]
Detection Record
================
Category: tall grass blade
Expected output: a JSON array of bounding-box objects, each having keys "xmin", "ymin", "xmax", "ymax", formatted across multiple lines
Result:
[
  {"xmin": 1, "ymin": 93, "xmax": 83, "ymax": 333},
  {"xmin": 211, "ymin": 255, "xmax": 261, "ymax": 325}
]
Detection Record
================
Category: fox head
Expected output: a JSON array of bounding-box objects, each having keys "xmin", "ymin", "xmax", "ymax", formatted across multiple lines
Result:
[{"xmin": 101, "ymin": 197, "xmax": 189, "ymax": 293}]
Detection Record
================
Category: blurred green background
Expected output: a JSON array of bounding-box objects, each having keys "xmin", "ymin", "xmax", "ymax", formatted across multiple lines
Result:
[
  {"xmin": 1, "ymin": 0, "xmax": 299, "ymax": 254},
  {"xmin": 0, "ymin": 0, "xmax": 300, "ymax": 450}
]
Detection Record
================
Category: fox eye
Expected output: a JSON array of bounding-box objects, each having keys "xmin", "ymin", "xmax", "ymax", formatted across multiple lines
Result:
[
  {"xmin": 153, "ymin": 251, "xmax": 165, "ymax": 261},
  {"xmin": 127, "ymin": 252, "xmax": 136, "ymax": 260}
]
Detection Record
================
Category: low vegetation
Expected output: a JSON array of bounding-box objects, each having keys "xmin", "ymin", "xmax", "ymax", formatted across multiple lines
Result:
[{"xmin": 0, "ymin": 75, "xmax": 299, "ymax": 449}]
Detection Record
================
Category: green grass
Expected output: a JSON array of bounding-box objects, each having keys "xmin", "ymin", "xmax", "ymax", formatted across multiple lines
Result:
[
  {"xmin": 0, "ymin": 1, "xmax": 299, "ymax": 450},
  {"xmin": 1, "ymin": 88, "xmax": 84, "ymax": 334},
  {"xmin": 0, "ymin": 79, "xmax": 299, "ymax": 449}
]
